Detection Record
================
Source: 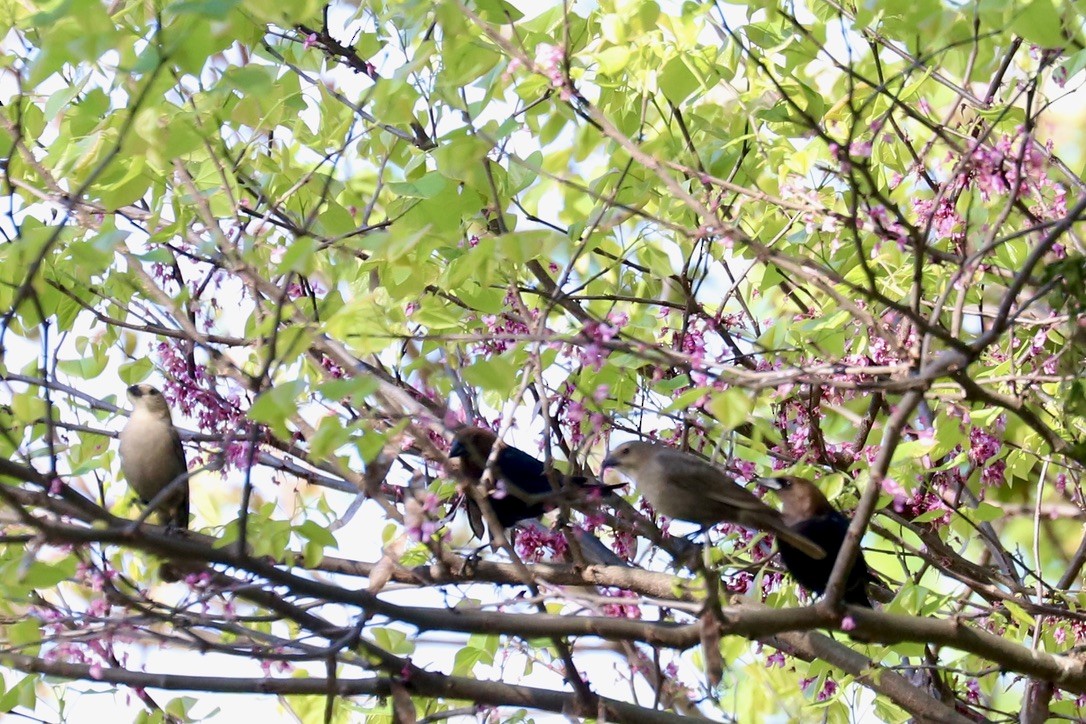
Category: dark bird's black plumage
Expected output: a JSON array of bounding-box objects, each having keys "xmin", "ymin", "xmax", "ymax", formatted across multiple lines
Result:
[
  {"xmin": 764, "ymin": 476, "xmax": 877, "ymax": 607},
  {"xmin": 450, "ymin": 426, "xmax": 617, "ymax": 540}
]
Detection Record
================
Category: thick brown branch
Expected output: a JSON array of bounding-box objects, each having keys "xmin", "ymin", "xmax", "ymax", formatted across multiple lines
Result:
[{"xmin": 0, "ymin": 653, "xmax": 690, "ymax": 723}]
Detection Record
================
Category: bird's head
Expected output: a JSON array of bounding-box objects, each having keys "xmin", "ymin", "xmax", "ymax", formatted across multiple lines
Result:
[
  {"xmin": 126, "ymin": 384, "xmax": 171, "ymax": 417},
  {"xmin": 600, "ymin": 441, "xmax": 655, "ymax": 475},
  {"xmin": 449, "ymin": 426, "xmax": 499, "ymax": 479},
  {"xmin": 760, "ymin": 476, "xmax": 831, "ymax": 519}
]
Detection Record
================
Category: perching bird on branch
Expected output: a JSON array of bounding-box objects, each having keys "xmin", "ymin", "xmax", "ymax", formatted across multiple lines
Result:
[
  {"xmin": 449, "ymin": 426, "xmax": 621, "ymax": 543},
  {"xmin": 600, "ymin": 441, "xmax": 826, "ymax": 560},
  {"xmin": 119, "ymin": 384, "xmax": 190, "ymax": 529},
  {"xmin": 761, "ymin": 476, "xmax": 876, "ymax": 607}
]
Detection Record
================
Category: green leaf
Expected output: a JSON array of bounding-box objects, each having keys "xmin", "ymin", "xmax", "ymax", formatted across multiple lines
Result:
[
  {"xmin": 462, "ymin": 356, "xmax": 518, "ymax": 393},
  {"xmin": 660, "ymin": 56, "xmax": 698, "ymax": 103},
  {"xmin": 371, "ymin": 627, "xmax": 415, "ymax": 656},
  {"xmin": 969, "ymin": 502, "xmax": 1004, "ymax": 523},
  {"xmin": 0, "ymin": 674, "xmax": 36, "ymax": 712},
  {"xmin": 386, "ymin": 172, "xmax": 447, "ymax": 199},
  {"xmin": 452, "ymin": 638, "xmax": 495, "ymax": 675},
  {"xmin": 707, "ymin": 388, "xmax": 755, "ymax": 431},
  {"xmin": 296, "ymin": 519, "xmax": 338, "ymax": 548},
  {"xmin": 23, "ymin": 556, "xmax": 77, "ymax": 589},
  {"xmin": 248, "ymin": 381, "xmax": 305, "ymax": 437},
  {"xmin": 1010, "ymin": 0, "xmax": 1064, "ymax": 47},
  {"xmin": 57, "ymin": 353, "xmax": 108, "ymax": 380},
  {"xmin": 118, "ymin": 358, "xmax": 154, "ymax": 385}
]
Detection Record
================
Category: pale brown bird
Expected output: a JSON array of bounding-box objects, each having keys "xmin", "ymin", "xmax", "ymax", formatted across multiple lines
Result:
[
  {"xmin": 600, "ymin": 441, "xmax": 825, "ymax": 559},
  {"xmin": 119, "ymin": 384, "xmax": 189, "ymax": 529},
  {"xmin": 762, "ymin": 476, "xmax": 876, "ymax": 606}
]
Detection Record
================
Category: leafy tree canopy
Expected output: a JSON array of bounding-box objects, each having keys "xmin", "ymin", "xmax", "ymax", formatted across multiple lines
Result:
[{"xmin": 0, "ymin": 0, "xmax": 1084, "ymax": 721}]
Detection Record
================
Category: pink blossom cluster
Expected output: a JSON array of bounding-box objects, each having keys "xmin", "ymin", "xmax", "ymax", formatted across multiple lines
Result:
[
  {"xmin": 599, "ymin": 587, "xmax": 641, "ymax": 618},
  {"xmin": 771, "ymin": 395, "xmax": 858, "ymax": 466},
  {"xmin": 799, "ymin": 675, "xmax": 838, "ymax": 702},
  {"xmin": 155, "ymin": 341, "xmax": 260, "ymax": 469},
  {"xmin": 75, "ymin": 561, "xmax": 119, "ymax": 595},
  {"xmin": 965, "ymin": 677, "xmax": 981, "ymax": 704},
  {"xmin": 475, "ymin": 305, "xmax": 539, "ymax": 355},
  {"xmin": 828, "ymin": 140, "xmax": 872, "ymax": 172},
  {"xmin": 968, "ymin": 416, "xmax": 1005, "ymax": 488},
  {"xmin": 514, "ymin": 526, "xmax": 568, "ymax": 562},
  {"xmin": 866, "ymin": 204, "xmax": 910, "ymax": 251},
  {"xmin": 405, "ymin": 492, "xmax": 442, "ymax": 542},
  {"xmin": 533, "ymin": 44, "xmax": 572, "ymax": 101},
  {"xmin": 965, "ymin": 132, "xmax": 1058, "ymax": 205},
  {"xmin": 609, "ymin": 527, "xmax": 637, "ymax": 561},
  {"xmin": 910, "ymin": 129, "xmax": 1067, "ymax": 248},
  {"xmin": 259, "ymin": 652, "xmax": 295, "ymax": 676},
  {"xmin": 878, "ymin": 471, "xmax": 954, "ymax": 524},
  {"xmin": 555, "ymin": 382, "xmax": 607, "ymax": 448},
  {"xmin": 764, "ymin": 649, "xmax": 788, "ymax": 668},
  {"xmin": 1021, "ymin": 328, "xmax": 1059, "ymax": 375},
  {"xmin": 577, "ymin": 311, "xmax": 627, "ymax": 372},
  {"xmin": 319, "ymin": 354, "xmax": 345, "ymax": 379},
  {"xmin": 34, "ymin": 604, "xmax": 126, "ymax": 681},
  {"xmin": 724, "ymin": 570, "xmax": 753, "ymax": 595},
  {"xmin": 911, "ymin": 196, "xmax": 960, "ymax": 240}
]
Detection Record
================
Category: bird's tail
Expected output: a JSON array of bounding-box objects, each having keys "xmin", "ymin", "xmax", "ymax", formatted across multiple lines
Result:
[
  {"xmin": 174, "ymin": 494, "xmax": 190, "ymax": 530},
  {"xmin": 772, "ymin": 524, "xmax": 826, "ymax": 560},
  {"xmin": 570, "ymin": 476, "xmax": 626, "ymax": 493}
]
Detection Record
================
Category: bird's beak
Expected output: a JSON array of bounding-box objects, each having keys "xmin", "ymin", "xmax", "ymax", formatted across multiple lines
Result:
[
  {"xmin": 126, "ymin": 385, "xmax": 142, "ymax": 398},
  {"xmin": 449, "ymin": 440, "xmax": 465, "ymax": 458},
  {"xmin": 600, "ymin": 455, "xmax": 617, "ymax": 470},
  {"xmin": 756, "ymin": 477, "xmax": 783, "ymax": 491}
]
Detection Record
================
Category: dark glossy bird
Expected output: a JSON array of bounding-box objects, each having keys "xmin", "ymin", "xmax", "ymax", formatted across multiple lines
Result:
[
  {"xmin": 600, "ymin": 441, "xmax": 825, "ymax": 560},
  {"xmin": 449, "ymin": 426, "xmax": 619, "ymax": 541},
  {"xmin": 762, "ymin": 476, "xmax": 875, "ymax": 607},
  {"xmin": 119, "ymin": 384, "xmax": 190, "ymax": 529}
]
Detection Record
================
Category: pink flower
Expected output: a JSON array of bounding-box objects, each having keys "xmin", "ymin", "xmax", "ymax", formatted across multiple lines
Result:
[
  {"xmin": 880, "ymin": 477, "xmax": 908, "ymax": 512},
  {"xmin": 503, "ymin": 57, "xmax": 524, "ymax": 81},
  {"xmin": 601, "ymin": 588, "xmax": 641, "ymax": 618},
  {"xmin": 514, "ymin": 527, "xmax": 567, "ymax": 562},
  {"xmin": 534, "ymin": 44, "xmax": 567, "ymax": 94}
]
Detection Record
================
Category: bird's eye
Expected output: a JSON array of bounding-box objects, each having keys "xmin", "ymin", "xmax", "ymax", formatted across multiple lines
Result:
[{"xmin": 148, "ymin": 389, "xmax": 159, "ymax": 395}]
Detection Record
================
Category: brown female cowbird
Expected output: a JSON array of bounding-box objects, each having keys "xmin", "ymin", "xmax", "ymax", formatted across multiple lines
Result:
[
  {"xmin": 450, "ymin": 426, "xmax": 620, "ymax": 541},
  {"xmin": 119, "ymin": 384, "xmax": 189, "ymax": 529},
  {"xmin": 762, "ymin": 476, "xmax": 876, "ymax": 607},
  {"xmin": 600, "ymin": 441, "xmax": 825, "ymax": 559}
]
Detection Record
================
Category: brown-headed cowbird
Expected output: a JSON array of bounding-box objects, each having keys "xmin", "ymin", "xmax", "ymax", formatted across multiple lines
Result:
[
  {"xmin": 450, "ymin": 426, "xmax": 619, "ymax": 542},
  {"xmin": 119, "ymin": 384, "xmax": 190, "ymax": 529},
  {"xmin": 762, "ymin": 476, "xmax": 875, "ymax": 607},
  {"xmin": 600, "ymin": 441, "xmax": 825, "ymax": 559}
]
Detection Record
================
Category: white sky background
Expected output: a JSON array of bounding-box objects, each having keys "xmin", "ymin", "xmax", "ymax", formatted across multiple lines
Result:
[{"xmin": 0, "ymin": 0, "xmax": 1083, "ymax": 721}]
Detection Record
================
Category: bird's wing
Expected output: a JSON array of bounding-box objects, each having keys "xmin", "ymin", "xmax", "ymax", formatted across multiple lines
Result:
[
  {"xmin": 496, "ymin": 446, "xmax": 549, "ymax": 495},
  {"xmin": 170, "ymin": 429, "xmax": 188, "ymax": 473},
  {"xmin": 465, "ymin": 497, "xmax": 487, "ymax": 540},
  {"xmin": 569, "ymin": 528, "xmax": 630, "ymax": 567},
  {"xmin": 656, "ymin": 450, "xmax": 772, "ymax": 513},
  {"xmin": 170, "ymin": 428, "xmax": 190, "ymax": 528}
]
